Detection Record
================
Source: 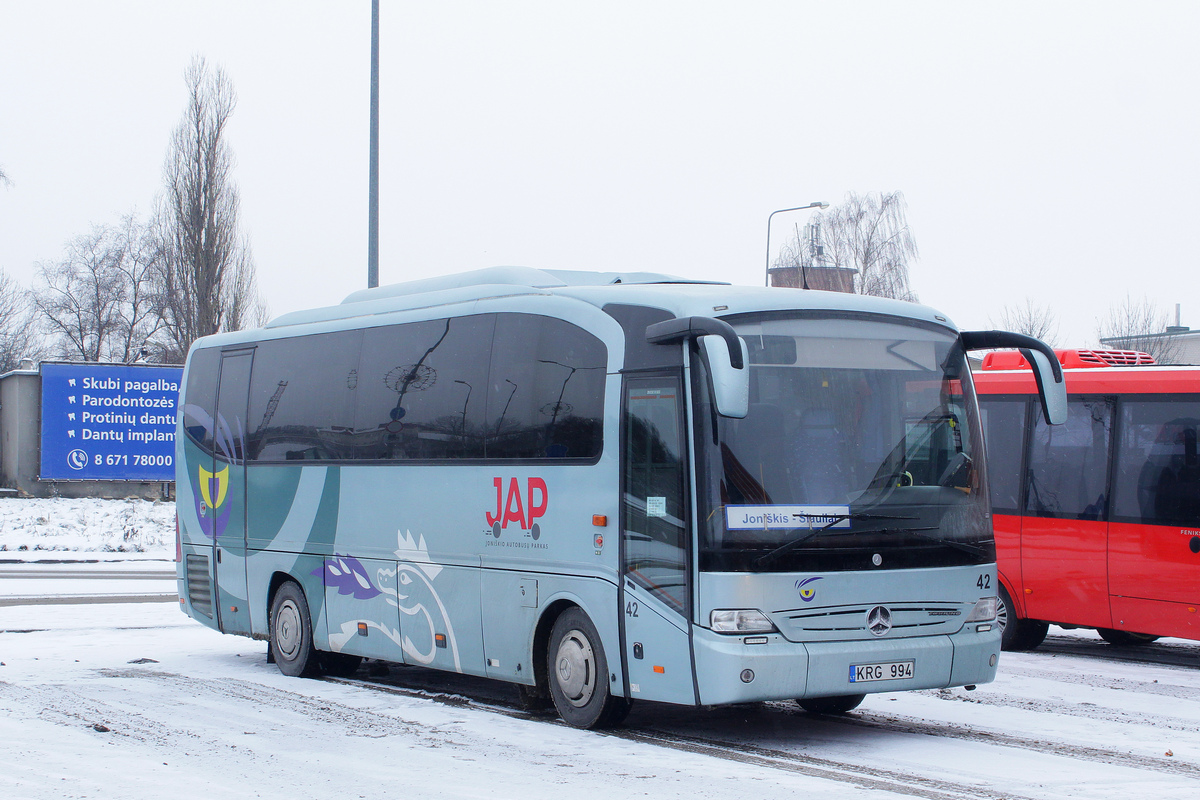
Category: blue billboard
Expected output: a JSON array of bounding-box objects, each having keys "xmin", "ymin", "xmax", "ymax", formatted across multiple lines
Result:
[{"xmin": 40, "ymin": 363, "xmax": 183, "ymax": 481}]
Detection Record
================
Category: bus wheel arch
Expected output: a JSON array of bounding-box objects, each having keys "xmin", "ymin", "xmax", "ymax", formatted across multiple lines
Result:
[
  {"xmin": 519, "ymin": 599, "xmax": 574, "ymax": 711},
  {"xmin": 997, "ymin": 581, "xmax": 1048, "ymax": 651},
  {"xmin": 545, "ymin": 605, "xmax": 630, "ymax": 728}
]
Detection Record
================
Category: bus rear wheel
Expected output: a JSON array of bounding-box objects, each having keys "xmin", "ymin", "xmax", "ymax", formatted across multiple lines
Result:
[
  {"xmin": 270, "ymin": 581, "xmax": 320, "ymax": 677},
  {"xmin": 546, "ymin": 608, "xmax": 629, "ymax": 729},
  {"xmin": 797, "ymin": 694, "xmax": 865, "ymax": 715},
  {"xmin": 1097, "ymin": 628, "xmax": 1160, "ymax": 646},
  {"xmin": 997, "ymin": 583, "xmax": 1048, "ymax": 651}
]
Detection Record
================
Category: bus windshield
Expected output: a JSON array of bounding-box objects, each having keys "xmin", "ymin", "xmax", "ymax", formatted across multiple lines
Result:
[{"xmin": 696, "ymin": 314, "xmax": 992, "ymax": 573}]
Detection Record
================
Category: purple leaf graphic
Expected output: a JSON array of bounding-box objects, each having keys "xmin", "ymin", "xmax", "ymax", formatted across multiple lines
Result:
[{"xmin": 313, "ymin": 555, "xmax": 381, "ymax": 600}]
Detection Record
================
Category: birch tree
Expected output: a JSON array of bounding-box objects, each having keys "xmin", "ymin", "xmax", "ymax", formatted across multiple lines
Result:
[{"xmin": 779, "ymin": 191, "xmax": 919, "ymax": 301}]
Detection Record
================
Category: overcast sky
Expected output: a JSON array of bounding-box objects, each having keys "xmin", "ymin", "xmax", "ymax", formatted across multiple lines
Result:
[{"xmin": 2, "ymin": 1, "xmax": 1197, "ymax": 347}]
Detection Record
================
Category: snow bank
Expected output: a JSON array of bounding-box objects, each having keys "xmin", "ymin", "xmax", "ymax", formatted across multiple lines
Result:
[{"xmin": 0, "ymin": 498, "xmax": 175, "ymax": 558}]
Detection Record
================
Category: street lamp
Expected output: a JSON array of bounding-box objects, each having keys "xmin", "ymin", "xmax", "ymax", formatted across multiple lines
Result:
[{"xmin": 764, "ymin": 202, "xmax": 829, "ymax": 287}]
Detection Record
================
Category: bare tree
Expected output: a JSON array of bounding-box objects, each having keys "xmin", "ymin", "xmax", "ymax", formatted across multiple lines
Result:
[
  {"xmin": 779, "ymin": 191, "xmax": 919, "ymax": 301},
  {"xmin": 1096, "ymin": 295, "xmax": 1181, "ymax": 364},
  {"xmin": 992, "ymin": 298, "xmax": 1059, "ymax": 346},
  {"xmin": 34, "ymin": 225, "xmax": 126, "ymax": 361},
  {"xmin": 0, "ymin": 269, "xmax": 45, "ymax": 372},
  {"xmin": 152, "ymin": 57, "xmax": 264, "ymax": 363},
  {"xmin": 33, "ymin": 216, "xmax": 162, "ymax": 362},
  {"xmin": 115, "ymin": 215, "xmax": 166, "ymax": 361}
]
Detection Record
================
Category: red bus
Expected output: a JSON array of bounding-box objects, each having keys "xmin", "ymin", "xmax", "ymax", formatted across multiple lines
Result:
[{"xmin": 975, "ymin": 349, "xmax": 1200, "ymax": 650}]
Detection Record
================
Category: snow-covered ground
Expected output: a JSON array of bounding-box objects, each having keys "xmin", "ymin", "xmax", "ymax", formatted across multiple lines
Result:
[
  {"xmin": 2, "ymin": 500, "xmax": 1199, "ymax": 799},
  {"xmin": 3, "ymin": 601, "xmax": 1199, "ymax": 800},
  {"xmin": 0, "ymin": 497, "xmax": 175, "ymax": 559}
]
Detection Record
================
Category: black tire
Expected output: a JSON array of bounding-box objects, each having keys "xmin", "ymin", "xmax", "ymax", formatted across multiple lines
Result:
[
  {"xmin": 1097, "ymin": 628, "xmax": 1160, "ymax": 646},
  {"xmin": 797, "ymin": 694, "xmax": 865, "ymax": 714},
  {"xmin": 546, "ymin": 607, "xmax": 628, "ymax": 729},
  {"xmin": 516, "ymin": 683, "xmax": 554, "ymax": 712},
  {"xmin": 269, "ymin": 582, "xmax": 320, "ymax": 677},
  {"xmin": 997, "ymin": 583, "xmax": 1049, "ymax": 652},
  {"xmin": 320, "ymin": 651, "xmax": 364, "ymax": 677}
]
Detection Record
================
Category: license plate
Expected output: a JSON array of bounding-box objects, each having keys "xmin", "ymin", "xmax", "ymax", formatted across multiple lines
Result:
[{"xmin": 849, "ymin": 660, "xmax": 914, "ymax": 683}]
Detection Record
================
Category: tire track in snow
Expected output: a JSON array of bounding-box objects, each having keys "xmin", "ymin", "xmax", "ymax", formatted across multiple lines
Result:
[
  {"xmin": 804, "ymin": 703, "xmax": 1200, "ymax": 779},
  {"xmin": 96, "ymin": 668, "xmax": 428, "ymax": 742},
  {"xmin": 1035, "ymin": 636, "xmax": 1200, "ymax": 670},
  {"xmin": 330, "ymin": 675, "xmax": 1042, "ymax": 800},
  {"xmin": 0, "ymin": 679, "xmax": 188, "ymax": 748},
  {"xmin": 336, "ymin": 669, "xmax": 1200, "ymax": 789},
  {"xmin": 994, "ymin": 665, "xmax": 1197, "ymax": 700},
  {"xmin": 610, "ymin": 726, "xmax": 1044, "ymax": 800},
  {"xmin": 909, "ymin": 686, "xmax": 1200, "ymax": 736}
]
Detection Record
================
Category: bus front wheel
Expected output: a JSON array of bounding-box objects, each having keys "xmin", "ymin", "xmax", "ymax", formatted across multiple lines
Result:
[
  {"xmin": 270, "ymin": 581, "xmax": 320, "ymax": 677},
  {"xmin": 546, "ymin": 608, "xmax": 630, "ymax": 729},
  {"xmin": 997, "ymin": 583, "xmax": 1048, "ymax": 651}
]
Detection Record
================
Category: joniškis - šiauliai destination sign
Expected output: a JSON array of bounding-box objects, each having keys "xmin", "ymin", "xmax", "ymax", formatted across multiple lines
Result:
[{"xmin": 40, "ymin": 363, "xmax": 183, "ymax": 481}]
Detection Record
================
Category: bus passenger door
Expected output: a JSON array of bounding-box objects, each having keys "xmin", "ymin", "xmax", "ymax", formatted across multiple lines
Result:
[
  {"xmin": 620, "ymin": 376, "xmax": 697, "ymax": 706},
  {"xmin": 1020, "ymin": 397, "xmax": 1113, "ymax": 629},
  {"xmin": 211, "ymin": 350, "xmax": 254, "ymax": 636},
  {"xmin": 1108, "ymin": 398, "xmax": 1200, "ymax": 638}
]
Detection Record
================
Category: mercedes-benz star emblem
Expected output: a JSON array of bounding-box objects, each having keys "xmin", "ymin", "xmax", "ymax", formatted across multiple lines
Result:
[{"xmin": 866, "ymin": 605, "xmax": 893, "ymax": 636}]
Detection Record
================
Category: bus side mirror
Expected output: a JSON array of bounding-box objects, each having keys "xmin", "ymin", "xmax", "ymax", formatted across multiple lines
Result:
[
  {"xmin": 961, "ymin": 330, "xmax": 1067, "ymax": 425},
  {"xmin": 645, "ymin": 315, "xmax": 749, "ymax": 419},
  {"xmin": 1021, "ymin": 347, "xmax": 1068, "ymax": 425},
  {"xmin": 700, "ymin": 334, "xmax": 749, "ymax": 419}
]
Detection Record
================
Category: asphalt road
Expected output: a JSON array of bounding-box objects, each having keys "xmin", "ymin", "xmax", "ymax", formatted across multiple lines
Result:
[{"xmin": 0, "ymin": 562, "xmax": 177, "ymax": 606}]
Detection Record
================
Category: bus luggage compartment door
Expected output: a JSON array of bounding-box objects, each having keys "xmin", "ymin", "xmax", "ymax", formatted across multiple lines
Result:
[{"xmin": 621, "ymin": 580, "xmax": 696, "ymax": 705}]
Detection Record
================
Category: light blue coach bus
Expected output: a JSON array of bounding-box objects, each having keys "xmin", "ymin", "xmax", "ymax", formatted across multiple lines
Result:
[{"xmin": 176, "ymin": 267, "xmax": 1065, "ymax": 728}]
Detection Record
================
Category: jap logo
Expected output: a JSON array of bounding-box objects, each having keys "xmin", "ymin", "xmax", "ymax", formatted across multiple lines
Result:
[
  {"xmin": 487, "ymin": 477, "xmax": 548, "ymax": 539},
  {"xmin": 795, "ymin": 576, "xmax": 822, "ymax": 602}
]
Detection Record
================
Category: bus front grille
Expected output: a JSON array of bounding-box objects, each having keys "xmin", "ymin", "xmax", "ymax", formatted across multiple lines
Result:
[
  {"xmin": 186, "ymin": 554, "xmax": 213, "ymax": 618},
  {"xmin": 776, "ymin": 604, "xmax": 968, "ymax": 641}
]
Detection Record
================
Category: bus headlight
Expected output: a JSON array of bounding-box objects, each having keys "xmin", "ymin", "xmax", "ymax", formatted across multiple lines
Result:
[
  {"xmin": 710, "ymin": 609, "xmax": 777, "ymax": 634},
  {"xmin": 964, "ymin": 596, "xmax": 998, "ymax": 623}
]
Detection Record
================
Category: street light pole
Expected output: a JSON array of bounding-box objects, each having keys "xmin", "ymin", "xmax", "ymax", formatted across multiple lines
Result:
[
  {"xmin": 367, "ymin": 0, "xmax": 380, "ymax": 289},
  {"xmin": 764, "ymin": 201, "xmax": 828, "ymax": 287}
]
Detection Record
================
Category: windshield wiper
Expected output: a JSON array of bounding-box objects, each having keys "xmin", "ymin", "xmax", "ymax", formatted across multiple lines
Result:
[
  {"xmin": 895, "ymin": 526, "xmax": 992, "ymax": 557},
  {"xmin": 752, "ymin": 512, "xmax": 918, "ymax": 568}
]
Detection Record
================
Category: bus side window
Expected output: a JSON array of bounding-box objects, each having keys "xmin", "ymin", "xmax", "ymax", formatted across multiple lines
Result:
[
  {"xmin": 182, "ymin": 348, "xmax": 221, "ymax": 452},
  {"xmin": 247, "ymin": 332, "xmax": 360, "ymax": 461},
  {"xmin": 979, "ymin": 398, "xmax": 1027, "ymax": 515},
  {"xmin": 355, "ymin": 316, "xmax": 494, "ymax": 460},
  {"xmin": 1112, "ymin": 398, "xmax": 1200, "ymax": 526},
  {"xmin": 622, "ymin": 378, "xmax": 688, "ymax": 614},
  {"xmin": 487, "ymin": 314, "xmax": 606, "ymax": 460},
  {"xmin": 1025, "ymin": 397, "xmax": 1112, "ymax": 520},
  {"xmin": 214, "ymin": 351, "xmax": 253, "ymax": 464}
]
